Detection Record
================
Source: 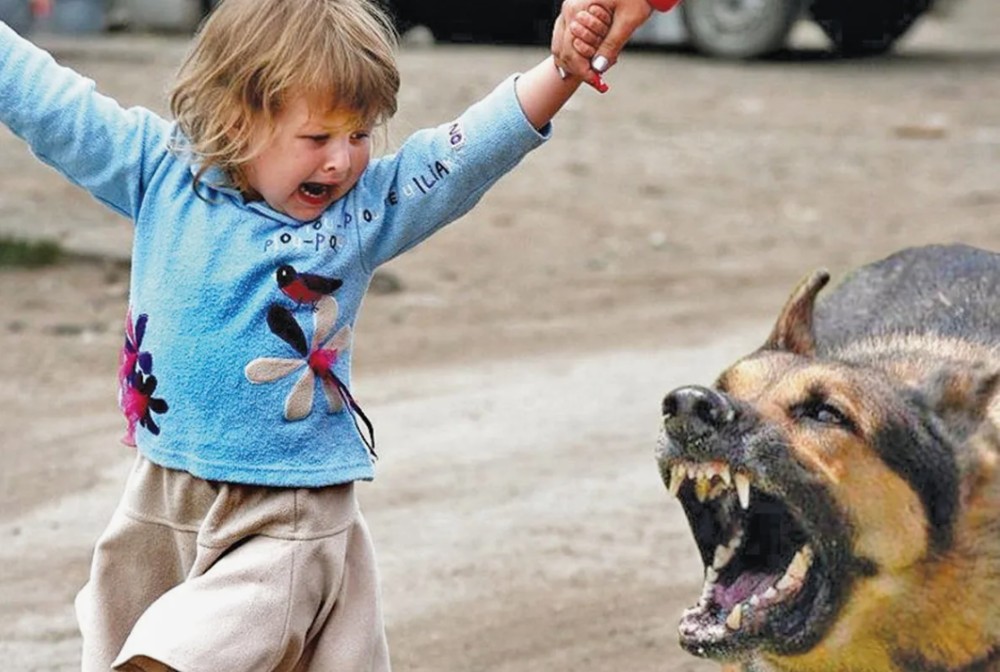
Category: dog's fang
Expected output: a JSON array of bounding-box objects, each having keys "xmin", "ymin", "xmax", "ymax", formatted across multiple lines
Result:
[
  {"xmin": 713, "ymin": 543, "xmax": 735, "ymax": 570},
  {"xmin": 776, "ymin": 553, "xmax": 808, "ymax": 592},
  {"xmin": 726, "ymin": 606, "xmax": 743, "ymax": 630},
  {"xmin": 695, "ymin": 477, "xmax": 711, "ymax": 502},
  {"xmin": 720, "ymin": 465, "xmax": 732, "ymax": 486},
  {"xmin": 735, "ymin": 473, "xmax": 751, "ymax": 509},
  {"xmin": 786, "ymin": 546, "xmax": 813, "ymax": 581},
  {"xmin": 776, "ymin": 573, "xmax": 800, "ymax": 592},
  {"xmin": 668, "ymin": 464, "xmax": 686, "ymax": 496}
]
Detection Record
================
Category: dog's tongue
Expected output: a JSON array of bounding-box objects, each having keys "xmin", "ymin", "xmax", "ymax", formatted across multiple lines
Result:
[{"xmin": 714, "ymin": 571, "xmax": 778, "ymax": 611}]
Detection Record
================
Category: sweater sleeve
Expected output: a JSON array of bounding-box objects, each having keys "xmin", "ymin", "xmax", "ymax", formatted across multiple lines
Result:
[
  {"xmin": 350, "ymin": 74, "xmax": 551, "ymax": 271},
  {"xmin": 0, "ymin": 21, "xmax": 170, "ymax": 220}
]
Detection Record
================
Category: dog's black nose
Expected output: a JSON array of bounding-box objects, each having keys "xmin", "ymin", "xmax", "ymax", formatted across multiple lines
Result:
[{"xmin": 662, "ymin": 385, "xmax": 735, "ymax": 429}]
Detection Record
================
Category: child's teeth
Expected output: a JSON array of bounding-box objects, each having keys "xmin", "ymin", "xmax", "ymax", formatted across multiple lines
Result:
[{"xmin": 301, "ymin": 183, "xmax": 327, "ymax": 196}]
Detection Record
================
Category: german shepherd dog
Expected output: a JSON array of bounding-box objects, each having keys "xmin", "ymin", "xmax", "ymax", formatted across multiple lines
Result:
[{"xmin": 656, "ymin": 244, "xmax": 1000, "ymax": 671}]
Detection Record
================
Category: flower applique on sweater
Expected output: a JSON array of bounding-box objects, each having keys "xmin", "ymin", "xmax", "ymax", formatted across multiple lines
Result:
[
  {"xmin": 245, "ymin": 279, "xmax": 377, "ymax": 457},
  {"xmin": 245, "ymin": 295, "xmax": 353, "ymax": 420},
  {"xmin": 118, "ymin": 309, "xmax": 168, "ymax": 446}
]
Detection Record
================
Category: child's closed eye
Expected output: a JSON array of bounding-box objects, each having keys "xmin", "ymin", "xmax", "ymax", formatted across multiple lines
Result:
[{"xmin": 300, "ymin": 132, "xmax": 370, "ymax": 144}]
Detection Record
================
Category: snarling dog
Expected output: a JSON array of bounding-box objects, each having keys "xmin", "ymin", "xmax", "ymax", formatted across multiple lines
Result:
[{"xmin": 656, "ymin": 244, "xmax": 1000, "ymax": 671}]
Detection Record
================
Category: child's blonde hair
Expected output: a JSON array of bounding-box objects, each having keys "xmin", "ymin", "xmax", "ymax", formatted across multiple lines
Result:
[{"xmin": 169, "ymin": 0, "xmax": 400, "ymax": 193}]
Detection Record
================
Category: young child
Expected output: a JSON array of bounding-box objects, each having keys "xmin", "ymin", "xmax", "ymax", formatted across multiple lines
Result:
[{"xmin": 0, "ymin": 0, "xmax": 613, "ymax": 670}]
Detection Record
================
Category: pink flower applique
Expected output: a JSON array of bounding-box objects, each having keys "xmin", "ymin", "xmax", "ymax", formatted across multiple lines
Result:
[
  {"xmin": 118, "ymin": 309, "xmax": 152, "ymax": 391},
  {"xmin": 118, "ymin": 310, "xmax": 168, "ymax": 446}
]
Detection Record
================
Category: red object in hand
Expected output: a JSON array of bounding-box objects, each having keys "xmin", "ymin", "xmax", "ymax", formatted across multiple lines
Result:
[{"xmin": 648, "ymin": 0, "xmax": 682, "ymax": 12}]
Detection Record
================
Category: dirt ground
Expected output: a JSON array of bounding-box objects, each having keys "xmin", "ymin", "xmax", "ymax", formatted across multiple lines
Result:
[{"xmin": 1, "ymin": 2, "xmax": 999, "ymax": 670}]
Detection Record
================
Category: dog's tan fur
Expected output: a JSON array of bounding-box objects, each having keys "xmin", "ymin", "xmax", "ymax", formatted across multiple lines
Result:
[
  {"xmin": 659, "ymin": 246, "xmax": 1000, "ymax": 671},
  {"xmin": 733, "ymin": 283, "xmax": 1000, "ymax": 671}
]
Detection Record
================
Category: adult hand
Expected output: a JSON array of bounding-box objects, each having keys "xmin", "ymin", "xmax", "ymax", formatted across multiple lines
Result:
[
  {"xmin": 551, "ymin": 0, "xmax": 614, "ymax": 91},
  {"xmin": 551, "ymin": 0, "xmax": 653, "ymax": 89}
]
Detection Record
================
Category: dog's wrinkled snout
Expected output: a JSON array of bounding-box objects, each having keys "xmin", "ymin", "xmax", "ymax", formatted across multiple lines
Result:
[{"xmin": 662, "ymin": 385, "xmax": 736, "ymax": 430}]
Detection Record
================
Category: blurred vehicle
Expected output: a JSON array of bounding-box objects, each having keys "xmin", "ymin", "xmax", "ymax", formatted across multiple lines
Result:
[
  {"xmin": 384, "ymin": 0, "xmax": 945, "ymax": 59},
  {"xmin": 384, "ymin": 0, "xmax": 562, "ymax": 45},
  {"xmin": 0, "ymin": 0, "xmax": 946, "ymax": 58}
]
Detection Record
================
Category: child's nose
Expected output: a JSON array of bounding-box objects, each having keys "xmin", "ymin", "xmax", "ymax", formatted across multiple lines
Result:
[{"xmin": 322, "ymin": 138, "xmax": 351, "ymax": 173}]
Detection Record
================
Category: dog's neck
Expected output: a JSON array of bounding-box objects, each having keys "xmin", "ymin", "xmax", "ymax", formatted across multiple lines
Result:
[{"xmin": 894, "ymin": 644, "xmax": 1000, "ymax": 672}]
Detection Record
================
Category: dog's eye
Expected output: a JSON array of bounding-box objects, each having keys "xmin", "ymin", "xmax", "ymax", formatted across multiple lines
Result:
[{"xmin": 795, "ymin": 401, "xmax": 852, "ymax": 429}]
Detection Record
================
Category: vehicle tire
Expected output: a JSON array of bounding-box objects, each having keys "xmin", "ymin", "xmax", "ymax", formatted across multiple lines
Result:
[
  {"xmin": 681, "ymin": 0, "xmax": 804, "ymax": 59},
  {"xmin": 809, "ymin": 0, "xmax": 933, "ymax": 56}
]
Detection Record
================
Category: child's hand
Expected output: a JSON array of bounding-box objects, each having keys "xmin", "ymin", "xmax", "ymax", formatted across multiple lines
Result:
[
  {"xmin": 568, "ymin": 4, "xmax": 613, "ymax": 64},
  {"xmin": 552, "ymin": 1, "xmax": 613, "ymax": 93},
  {"xmin": 553, "ymin": 0, "xmax": 658, "ymax": 92}
]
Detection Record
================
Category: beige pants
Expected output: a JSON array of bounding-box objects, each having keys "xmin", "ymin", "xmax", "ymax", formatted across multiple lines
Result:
[{"xmin": 75, "ymin": 454, "xmax": 390, "ymax": 672}]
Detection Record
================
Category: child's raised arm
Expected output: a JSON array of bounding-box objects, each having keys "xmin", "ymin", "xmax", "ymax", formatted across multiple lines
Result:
[
  {"xmin": 513, "ymin": 57, "xmax": 584, "ymax": 131},
  {"xmin": 0, "ymin": 22, "xmax": 170, "ymax": 220}
]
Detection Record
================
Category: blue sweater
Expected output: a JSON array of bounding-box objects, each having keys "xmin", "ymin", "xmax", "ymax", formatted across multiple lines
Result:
[{"xmin": 0, "ymin": 22, "xmax": 549, "ymax": 486}]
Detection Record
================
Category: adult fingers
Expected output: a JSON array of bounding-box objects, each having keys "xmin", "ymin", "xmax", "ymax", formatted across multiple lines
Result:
[
  {"xmin": 591, "ymin": 0, "xmax": 653, "ymax": 72},
  {"xmin": 552, "ymin": 0, "xmax": 600, "ymax": 80},
  {"xmin": 570, "ymin": 5, "xmax": 611, "ymax": 50}
]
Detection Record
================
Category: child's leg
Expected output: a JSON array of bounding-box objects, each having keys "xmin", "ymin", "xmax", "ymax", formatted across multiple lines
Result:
[
  {"xmin": 75, "ymin": 454, "xmax": 201, "ymax": 672},
  {"xmin": 296, "ymin": 509, "xmax": 390, "ymax": 671},
  {"xmin": 78, "ymin": 453, "xmax": 389, "ymax": 672}
]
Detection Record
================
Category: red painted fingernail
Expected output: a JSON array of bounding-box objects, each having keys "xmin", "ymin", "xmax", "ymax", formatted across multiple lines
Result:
[{"xmin": 594, "ymin": 73, "xmax": 609, "ymax": 93}]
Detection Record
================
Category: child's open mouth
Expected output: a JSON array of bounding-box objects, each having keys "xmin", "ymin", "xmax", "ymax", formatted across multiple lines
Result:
[{"xmin": 298, "ymin": 182, "xmax": 332, "ymax": 205}]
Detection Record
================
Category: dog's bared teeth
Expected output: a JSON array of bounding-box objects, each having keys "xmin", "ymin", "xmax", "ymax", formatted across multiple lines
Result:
[
  {"xmin": 735, "ymin": 472, "xmax": 751, "ymax": 509},
  {"xmin": 713, "ymin": 543, "xmax": 735, "ymax": 570},
  {"xmin": 708, "ymin": 481, "xmax": 728, "ymax": 500},
  {"xmin": 668, "ymin": 464, "xmax": 686, "ymax": 496},
  {"xmin": 712, "ymin": 527, "xmax": 744, "ymax": 570},
  {"xmin": 776, "ymin": 572, "xmax": 800, "ymax": 592},
  {"xmin": 695, "ymin": 477, "xmax": 711, "ymax": 502},
  {"xmin": 786, "ymin": 545, "xmax": 813, "ymax": 582},
  {"xmin": 726, "ymin": 606, "xmax": 743, "ymax": 630},
  {"xmin": 776, "ymin": 546, "xmax": 813, "ymax": 592},
  {"xmin": 719, "ymin": 465, "xmax": 732, "ymax": 486},
  {"xmin": 668, "ymin": 461, "xmax": 747, "ymax": 504},
  {"xmin": 697, "ymin": 567, "xmax": 718, "ymax": 606}
]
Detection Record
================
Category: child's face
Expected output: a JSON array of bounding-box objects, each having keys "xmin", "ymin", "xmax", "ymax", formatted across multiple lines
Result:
[{"xmin": 243, "ymin": 95, "xmax": 373, "ymax": 222}]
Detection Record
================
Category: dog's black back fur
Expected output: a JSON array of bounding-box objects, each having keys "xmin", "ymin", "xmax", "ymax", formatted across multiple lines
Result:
[{"xmin": 814, "ymin": 244, "xmax": 1000, "ymax": 351}]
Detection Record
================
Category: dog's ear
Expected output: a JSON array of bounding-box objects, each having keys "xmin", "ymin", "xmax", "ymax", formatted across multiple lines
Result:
[
  {"xmin": 923, "ymin": 364, "xmax": 1000, "ymax": 437},
  {"xmin": 921, "ymin": 363, "xmax": 1000, "ymax": 492},
  {"xmin": 762, "ymin": 269, "xmax": 830, "ymax": 356}
]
